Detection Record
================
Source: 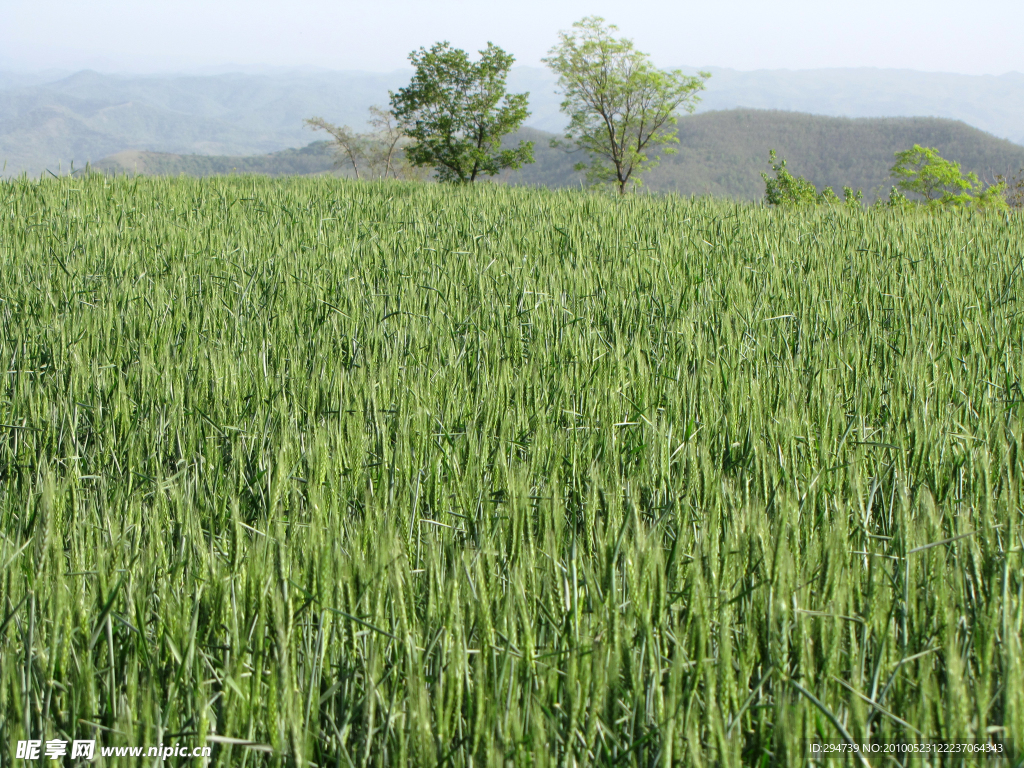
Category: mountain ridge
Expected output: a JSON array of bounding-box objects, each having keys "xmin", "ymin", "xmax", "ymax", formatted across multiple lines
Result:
[{"xmin": 2, "ymin": 66, "xmax": 1023, "ymax": 178}]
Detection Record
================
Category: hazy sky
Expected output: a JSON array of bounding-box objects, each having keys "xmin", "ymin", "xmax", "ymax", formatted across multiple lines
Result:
[{"xmin": 4, "ymin": 0, "xmax": 1023, "ymax": 76}]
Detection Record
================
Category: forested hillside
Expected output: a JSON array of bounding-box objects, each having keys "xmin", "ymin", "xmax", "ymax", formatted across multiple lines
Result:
[
  {"xmin": 501, "ymin": 111, "xmax": 1024, "ymax": 201},
  {"xmin": 95, "ymin": 110, "xmax": 1024, "ymax": 203}
]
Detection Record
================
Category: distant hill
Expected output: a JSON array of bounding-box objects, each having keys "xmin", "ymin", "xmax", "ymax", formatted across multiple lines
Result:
[
  {"xmin": 506, "ymin": 110, "xmax": 1024, "ymax": 201},
  {"xmin": 2, "ymin": 66, "xmax": 1023, "ymax": 178},
  {"xmin": 0, "ymin": 69, "xmax": 411, "ymax": 177},
  {"xmin": 691, "ymin": 68, "xmax": 1024, "ymax": 148},
  {"xmin": 93, "ymin": 110, "xmax": 1024, "ymax": 203},
  {"xmin": 94, "ymin": 141, "xmax": 339, "ymax": 177},
  {"xmin": 0, "ymin": 70, "xmax": 71, "ymax": 91}
]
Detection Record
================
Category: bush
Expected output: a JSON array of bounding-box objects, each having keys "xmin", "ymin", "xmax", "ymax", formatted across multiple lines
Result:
[
  {"xmin": 876, "ymin": 186, "xmax": 915, "ymax": 210},
  {"xmin": 762, "ymin": 150, "xmax": 863, "ymax": 207}
]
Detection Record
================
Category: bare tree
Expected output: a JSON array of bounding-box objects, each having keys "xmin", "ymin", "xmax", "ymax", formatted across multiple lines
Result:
[
  {"xmin": 305, "ymin": 107, "xmax": 423, "ymax": 181},
  {"xmin": 365, "ymin": 107, "xmax": 404, "ymax": 179},
  {"xmin": 997, "ymin": 168, "xmax": 1024, "ymax": 209},
  {"xmin": 304, "ymin": 117, "xmax": 367, "ymax": 179}
]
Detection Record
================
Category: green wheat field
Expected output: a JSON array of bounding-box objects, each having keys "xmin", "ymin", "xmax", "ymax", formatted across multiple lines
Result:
[{"xmin": 1, "ymin": 175, "xmax": 1022, "ymax": 766}]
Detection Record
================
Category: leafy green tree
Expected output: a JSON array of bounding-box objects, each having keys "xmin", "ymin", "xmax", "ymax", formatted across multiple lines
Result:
[
  {"xmin": 543, "ymin": 17, "xmax": 709, "ymax": 194},
  {"xmin": 389, "ymin": 42, "xmax": 534, "ymax": 183},
  {"xmin": 761, "ymin": 150, "xmax": 863, "ymax": 207},
  {"xmin": 890, "ymin": 144, "xmax": 1006, "ymax": 209}
]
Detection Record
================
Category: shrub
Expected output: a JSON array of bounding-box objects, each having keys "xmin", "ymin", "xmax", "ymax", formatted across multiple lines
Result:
[{"xmin": 762, "ymin": 150, "xmax": 863, "ymax": 208}]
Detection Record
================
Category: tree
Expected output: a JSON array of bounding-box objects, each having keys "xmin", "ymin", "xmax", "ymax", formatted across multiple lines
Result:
[
  {"xmin": 543, "ymin": 17, "xmax": 709, "ymax": 194},
  {"xmin": 890, "ymin": 145, "xmax": 1006, "ymax": 209},
  {"xmin": 363, "ymin": 106, "xmax": 415, "ymax": 180},
  {"xmin": 389, "ymin": 42, "xmax": 534, "ymax": 183},
  {"xmin": 995, "ymin": 168, "xmax": 1024, "ymax": 210},
  {"xmin": 305, "ymin": 118, "xmax": 368, "ymax": 178},
  {"xmin": 305, "ymin": 106, "xmax": 423, "ymax": 180},
  {"xmin": 761, "ymin": 150, "xmax": 862, "ymax": 207}
]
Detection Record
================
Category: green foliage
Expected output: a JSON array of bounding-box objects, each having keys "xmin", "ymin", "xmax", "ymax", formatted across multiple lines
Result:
[
  {"xmin": 390, "ymin": 42, "xmax": 534, "ymax": 183},
  {"xmin": 762, "ymin": 150, "xmax": 818, "ymax": 205},
  {"xmin": 975, "ymin": 180, "xmax": 1010, "ymax": 210},
  {"xmin": 842, "ymin": 185, "xmax": 864, "ymax": 205},
  {"xmin": 877, "ymin": 185, "xmax": 915, "ymax": 210},
  {"xmin": 891, "ymin": 144, "xmax": 1008, "ymax": 209},
  {"xmin": 761, "ymin": 150, "xmax": 864, "ymax": 207},
  {"xmin": 891, "ymin": 144, "xmax": 975, "ymax": 204},
  {"xmin": 543, "ymin": 17, "xmax": 708, "ymax": 194},
  {"xmin": 1, "ymin": 176, "xmax": 1022, "ymax": 766}
]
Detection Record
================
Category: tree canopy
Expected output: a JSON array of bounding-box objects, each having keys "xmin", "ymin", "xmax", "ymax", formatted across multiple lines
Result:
[
  {"xmin": 390, "ymin": 42, "xmax": 534, "ymax": 183},
  {"xmin": 891, "ymin": 144, "xmax": 1006, "ymax": 209},
  {"xmin": 543, "ymin": 17, "xmax": 708, "ymax": 194}
]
